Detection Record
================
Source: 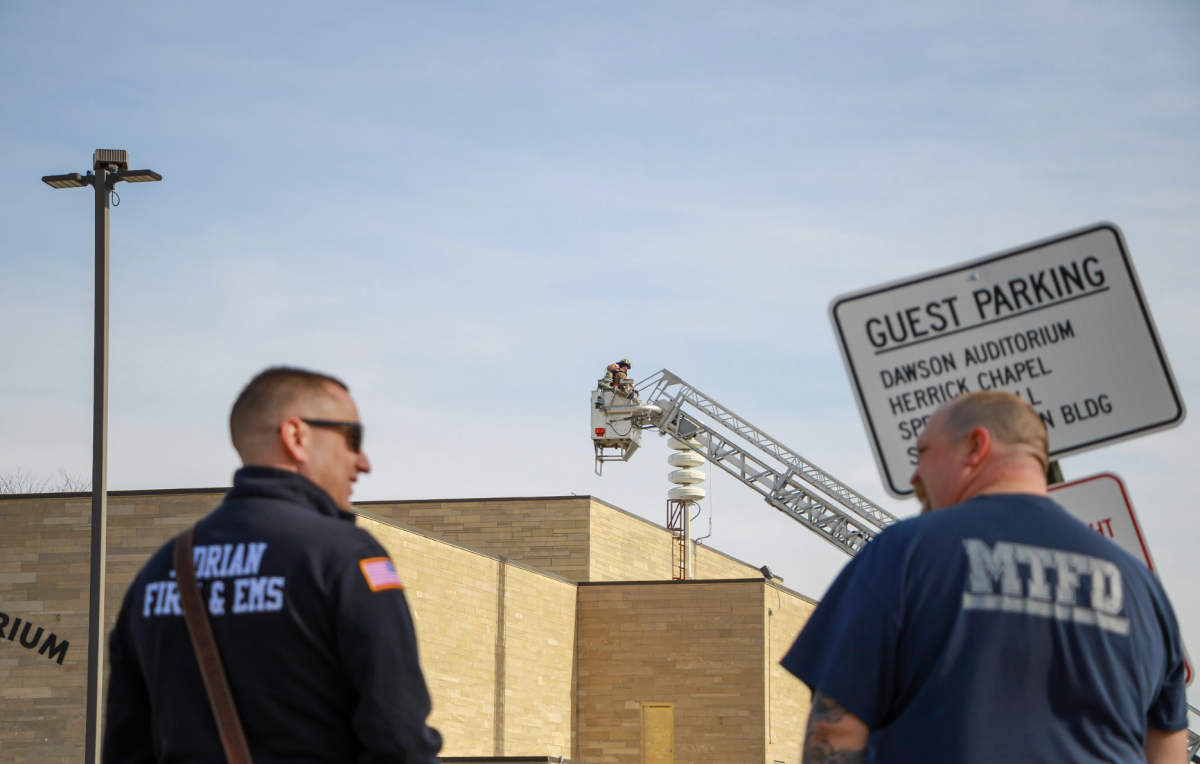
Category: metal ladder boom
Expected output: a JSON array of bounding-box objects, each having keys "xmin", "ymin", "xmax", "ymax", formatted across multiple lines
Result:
[
  {"xmin": 1188, "ymin": 705, "xmax": 1200, "ymax": 763},
  {"xmin": 639, "ymin": 369, "xmax": 898, "ymax": 535},
  {"xmin": 651, "ymin": 388, "xmax": 879, "ymax": 556}
]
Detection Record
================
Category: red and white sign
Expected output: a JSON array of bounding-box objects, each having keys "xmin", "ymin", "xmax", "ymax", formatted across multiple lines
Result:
[
  {"xmin": 1050, "ymin": 472, "xmax": 1156, "ymax": 570},
  {"xmin": 1050, "ymin": 472, "xmax": 1191, "ymax": 684}
]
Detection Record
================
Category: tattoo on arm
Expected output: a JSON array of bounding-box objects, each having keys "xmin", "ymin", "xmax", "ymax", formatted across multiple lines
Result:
[{"xmin": 803, "ymin": 692, "xmax": 867, "ymax": 764}]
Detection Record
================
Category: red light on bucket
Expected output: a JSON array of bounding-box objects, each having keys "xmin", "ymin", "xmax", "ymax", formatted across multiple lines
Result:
[{"xmin": 595, "ymin": 428, "xmax": 605, "ymax": 437}]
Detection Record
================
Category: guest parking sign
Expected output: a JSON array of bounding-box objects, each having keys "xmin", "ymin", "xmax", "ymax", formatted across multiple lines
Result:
[{"xmin": 830, "ymin": 223, "xmax": 1185, "ymax": 498}]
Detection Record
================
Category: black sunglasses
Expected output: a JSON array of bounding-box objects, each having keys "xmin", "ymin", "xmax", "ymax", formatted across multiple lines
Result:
[{"xmin": 300, "ymin": 419, "xmax": 364, "ymax": 453}]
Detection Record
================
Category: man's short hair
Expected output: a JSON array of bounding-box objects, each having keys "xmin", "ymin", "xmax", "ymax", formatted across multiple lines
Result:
[
  {"xmin": 943, "ymin": 390, "xmax": 1049, "ymax": 472},
  {"xmin": 230, "ymin": 367, "xmax": 348, "ymax": 451}
]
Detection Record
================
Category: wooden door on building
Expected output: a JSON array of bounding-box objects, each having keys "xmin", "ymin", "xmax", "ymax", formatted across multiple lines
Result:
[{"xmin": 641, "ymin": 702, "xmax": 674, "ymax": 764}]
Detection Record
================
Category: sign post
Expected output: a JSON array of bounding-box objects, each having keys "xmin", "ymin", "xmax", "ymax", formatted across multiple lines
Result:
[{"xmin": 829, "ymin": 223, "xmax": 1185, "ymax": 497}]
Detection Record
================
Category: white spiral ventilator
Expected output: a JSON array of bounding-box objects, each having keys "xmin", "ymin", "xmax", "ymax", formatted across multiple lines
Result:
[{"xmin": 667, "ymin": 437, "xmax": 706, "ymax": 501}]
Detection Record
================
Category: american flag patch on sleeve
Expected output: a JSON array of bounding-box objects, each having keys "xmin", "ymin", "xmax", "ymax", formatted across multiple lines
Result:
[{"xmin": 359, "ymin": 557, "xmax": 404, "ymax": 592}]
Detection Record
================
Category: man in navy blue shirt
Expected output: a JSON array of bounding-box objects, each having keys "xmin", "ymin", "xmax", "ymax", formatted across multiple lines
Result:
[
  {"xmin": 104, "ymin": 367, "xmax": 442, "ymax": 763},
  {"xmin": 782, "ymin": 390, "xmax": 1188, "ymax": 763}
]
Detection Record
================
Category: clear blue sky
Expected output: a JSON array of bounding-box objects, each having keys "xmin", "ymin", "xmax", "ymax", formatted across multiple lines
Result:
[{"xmin": 3, "ymin": 1, "xmax": 1199, "ymax": 704}]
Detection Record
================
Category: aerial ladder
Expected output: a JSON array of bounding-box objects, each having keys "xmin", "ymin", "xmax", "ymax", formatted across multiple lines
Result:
[
  {"xmin": 592, "ymin": 368, "xmax": 897, "ymax": 557},
  {"xmin": 1190, "ymin": 708, "xmax": 1200, "ymax": 763}
]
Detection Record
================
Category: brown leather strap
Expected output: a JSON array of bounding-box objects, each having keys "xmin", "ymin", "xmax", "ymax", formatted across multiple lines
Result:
[{"xmin": 174, "ymin": 524, "xmax": 255, "ymax": 764}]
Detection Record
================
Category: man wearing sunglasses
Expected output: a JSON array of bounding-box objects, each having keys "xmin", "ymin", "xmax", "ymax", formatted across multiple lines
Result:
[{"xmin": 104, "ymin": 366, "xmax": 442, "ymax": 764}]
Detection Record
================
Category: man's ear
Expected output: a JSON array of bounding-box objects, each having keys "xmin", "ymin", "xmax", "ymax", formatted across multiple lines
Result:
[
  {"xmin": 278, "ymin": 416, "xmax": 309, "ymax": 464},
  {"xmin": 964, "ymin": 426, "xmax": 991, "ymax": 467}
]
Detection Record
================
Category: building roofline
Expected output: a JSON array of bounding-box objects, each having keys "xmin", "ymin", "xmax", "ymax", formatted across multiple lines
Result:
[
  {"xmin": 577, "ymin": 576, "xmax": 818, "ymax": 604},
  {"xmin": 0, "ymin": 486, "xmax": 229, "ymax": 501},
  {"xmin": 577, "ymin": 577, "xmax": 766, "ymax": 586},
  {"xmin": 354, "ymin": 494, "xmax": 595, "ymax": 506},
  {"xmin": 442, "ymin": 758, "xmax": 599, "ymax": 763},
  {"xmin": 767, "ymin": 578, "xmax": 819, "ymax": 606},
  {"xmin": 1, "ymin": 490, "xmax": 595, "ymax": 503}
]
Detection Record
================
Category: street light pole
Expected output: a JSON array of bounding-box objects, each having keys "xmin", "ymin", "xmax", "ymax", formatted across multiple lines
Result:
[
  {"xmin": 43, "ymin": 151, "xmax": 161, "ymax": 764},
  {"xmin": 86, "ymin": 159, "xmax": 111, "ymax": 764}
]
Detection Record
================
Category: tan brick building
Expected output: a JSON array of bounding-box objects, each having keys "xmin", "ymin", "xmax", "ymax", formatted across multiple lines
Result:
[{"xmin": 0, "ymin": 491, "xmax": 816, "ymax": 763}]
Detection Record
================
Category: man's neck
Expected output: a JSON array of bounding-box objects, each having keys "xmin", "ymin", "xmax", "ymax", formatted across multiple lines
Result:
[
  {"xmin": 241, "ymin": 458, "xmax": 300, "ymax": 474},
  {"xmin": 958, "ymin": 460, "xmax": 1049, "ymax": 504}
]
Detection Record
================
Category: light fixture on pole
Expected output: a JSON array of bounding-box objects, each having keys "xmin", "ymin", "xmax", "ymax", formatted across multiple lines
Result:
[{"xmin": 42, "ymin": 150, "xmax": 161, "ymax": 764}]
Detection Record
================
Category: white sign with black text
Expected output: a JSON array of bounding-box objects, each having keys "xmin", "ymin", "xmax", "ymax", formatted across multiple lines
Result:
[{"xmin": 830, "ymin": 223, "xmax": 1185, "ymax": 497}]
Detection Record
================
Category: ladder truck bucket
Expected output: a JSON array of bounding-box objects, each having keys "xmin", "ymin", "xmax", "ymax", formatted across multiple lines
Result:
[{"xmin": 592, "ymin": 387, "xmax": 660, "ymax": 475}]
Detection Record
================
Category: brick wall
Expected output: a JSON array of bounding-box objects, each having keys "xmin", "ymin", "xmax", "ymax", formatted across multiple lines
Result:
[
  {"xmin": 369, "ymin": 495, "xmax": 765, "ymax": 584},
  {"xmin": 586, "ymin": 501, "xmax": 673, "ymax": 581},
  {"xmin": 1, "ymin": 492, "xmax": 580, "ymax": 761},
  {"xmin": 1, "ymin": 493, "xmax": 90, "ymax": 764},
  {"xmin": 357, "ymin": 512, "xmax": 577, "ymax": 757},
  {"xmin": 0, "ymin": 490, "xmax": 223, "ymax": 763},
  {"xmin": 575, "ymin": 580, "xmax": 767, "ymax": 764},
  {"xmin": 360, "ymin": 497, "xmax": 593, "ymax": 582},
  {"xmin": 694, "ymin": 543, "xmax": 762, "ymax": 580},
  {"xmin": 1, "ymin": 492, "xmax": 817, "ymax": 764},
  {"xmin": 588, "ymin": 501, "xmax": 763, "ymax": 582},
  {"xmin": 765, "ymin": 582, "xmax": 817, "ymax": 764}
]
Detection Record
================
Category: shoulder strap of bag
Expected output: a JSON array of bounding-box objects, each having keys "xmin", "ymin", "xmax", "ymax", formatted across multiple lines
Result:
[{"xmin": 174, "ymin": 524, "xmax": 255, "ymax": 764}]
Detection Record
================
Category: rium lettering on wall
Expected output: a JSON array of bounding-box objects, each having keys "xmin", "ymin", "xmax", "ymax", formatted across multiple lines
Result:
[
  {"xmin": 0, "ymin": 611, "xmax": 70, "ymax": 665},
  {"xmin": 829, "ymin": 222, "xmax": 1186, "ymax": 498}
]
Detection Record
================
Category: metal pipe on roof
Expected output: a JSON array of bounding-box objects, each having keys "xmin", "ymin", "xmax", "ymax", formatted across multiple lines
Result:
[{"xmin": 603, "ymin": 404, "xmax": 662, "ymax": 416}]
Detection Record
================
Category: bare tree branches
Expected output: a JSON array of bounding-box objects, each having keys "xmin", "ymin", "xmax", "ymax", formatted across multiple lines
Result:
[
  {"xmin": 53, "ymin": 468, "xmax": 91, "ymax": 492},
  {"xmin": 0, "ymin": 467, "xmax": 91, "ymax": 494},
  {"xmin": 0, "ymin": 467, "xmax": 52, "ymax": 494}
]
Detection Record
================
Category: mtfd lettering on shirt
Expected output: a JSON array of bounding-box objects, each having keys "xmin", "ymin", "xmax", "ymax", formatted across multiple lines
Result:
[{"xmin": 961, "ymin": 538, "xmax": 1127, "ymax": 635}]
